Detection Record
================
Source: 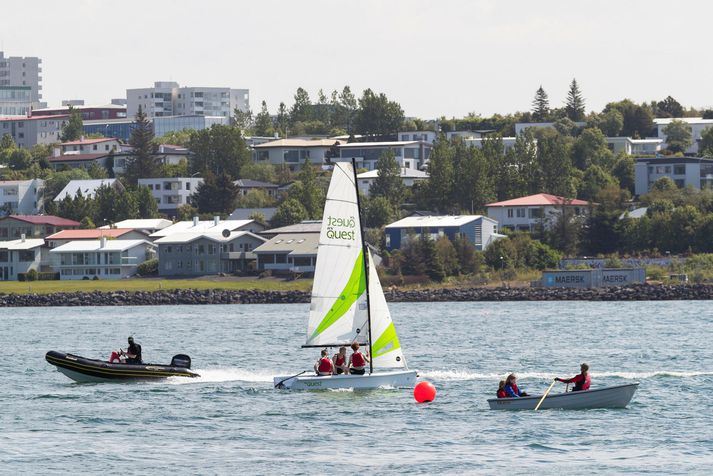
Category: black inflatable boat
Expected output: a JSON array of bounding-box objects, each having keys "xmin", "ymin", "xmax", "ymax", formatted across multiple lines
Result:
[{"xmin": 46, "ymin": 350, "xmax": 200, "ymax": 382}]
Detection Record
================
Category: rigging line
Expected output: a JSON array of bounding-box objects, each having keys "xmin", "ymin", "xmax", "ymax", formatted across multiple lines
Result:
[
  {"xmin": 317, "ymin": 242, "xmax": 361, "ymax": 248},
  {"xmin": 326, "ymin": 198, "xmax": 358, "ymax": 205},
  {"xmin": 335, "ymin": 163, "xmax": 357, "ymax": 186}
]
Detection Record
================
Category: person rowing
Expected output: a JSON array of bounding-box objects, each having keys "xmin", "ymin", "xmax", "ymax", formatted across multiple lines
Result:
[{"xmin": 555, "ymin": 363, "xmax": 591, "ymax": 391}]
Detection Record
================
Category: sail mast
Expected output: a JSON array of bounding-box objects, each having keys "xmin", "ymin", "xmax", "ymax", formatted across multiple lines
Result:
[{"xmin": 351, "ymin": 158, "xmax": 373, "ymax": 375}]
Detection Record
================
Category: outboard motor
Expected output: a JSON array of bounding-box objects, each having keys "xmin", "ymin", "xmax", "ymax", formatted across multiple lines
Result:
[{"xmin": 171, "ymin": 354, "xmax": 192, "ymax": 369}]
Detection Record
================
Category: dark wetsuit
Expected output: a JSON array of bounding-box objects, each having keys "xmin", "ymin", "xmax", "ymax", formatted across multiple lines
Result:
[{"xmin": 126, "ymin": 343, "xmax": 142, "ymax": 364}]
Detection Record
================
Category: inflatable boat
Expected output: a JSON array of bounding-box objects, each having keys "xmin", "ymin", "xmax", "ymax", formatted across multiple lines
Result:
[{"xmin": 45, "ymin": 350, "xmax": 200, "ymax": 383}]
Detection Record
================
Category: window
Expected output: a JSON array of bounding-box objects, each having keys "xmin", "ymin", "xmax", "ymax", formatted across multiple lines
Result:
[
  {"xmin": 528, "ymin": 208, "xmax": 543, "ymax": 219},
  {"xmin": 516, "ymin": 208, "xmax": 526, "ymax": 218},
  {"xmin": 507, "ymin": 209, "xmax": 514, "ymax": 218},
  {"xmin": 674, "ymin": 165, "xmax": 685, "ymax": 175}
]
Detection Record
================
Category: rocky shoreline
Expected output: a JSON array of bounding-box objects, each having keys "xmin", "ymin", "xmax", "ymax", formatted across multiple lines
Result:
[{"xmin": 1, "ymin": 284, "xmax": 712, "ymax": 307}]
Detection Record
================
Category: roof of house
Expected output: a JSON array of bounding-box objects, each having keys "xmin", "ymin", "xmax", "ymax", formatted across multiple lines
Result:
[
  {"xmin": 48, "ymin": 153, "xmax": 110, "ymax": 163},
  {"xmin": 486, "ymin": 193, "xmax": 590, "ymax": 207},
  {"xmin": 0, "ymin": 114, "xmax": 69, "ymax": 122},
  {"xmin": 54, "ymin": 179, "xmax": 119, "ymax": 201},
  {"xmin": 253, "ymin": 138, "xmax": 341, "ymax": 148},
  {"xmin": 653, "ymin": 117, "xmax": 713, "ymax": 125},
  {"xmin": 46, "ymin": 228, "xmax": 141, "ymax": 240},
  {"xmin": 260, "ymin": 220, "xmax": 322, "ymax": 235},
  {"xmin": 0, "ymin": 179, "xmax": 38, "ymax": 186},
  {"xmin": 60, "ymin": 138, "xmax": 118, "ymax": 146},
  {"xmin": 252, "ymin": 233, "xmax": 319, "ymax": 256},
  {"xmin": 357, "ymin": 168, "xmax": 429, "ymax": 179},
  {"xmin": 99, "ymin": 218, "xmax": 173, "ymax": 231},
  {"xmin": 49, "ymin": 239, "xmax": 154, "ymax": 253},
  {"xmin": 234, "ymin": 179, "xmax": 279, "ymax": 188},
  {"xmin": 385, "ymin": 215, "xmax": 493, "ymax": 229},
  {"xmin": 150, "ymin": 219, "xmax": 258, "ymax": 238},
  {"xmin": 1, "ymin": 215, "xmax": 80, "ymax": 226},
  {"xmin": 339, "ymin": 141, "xmax": 425, "ymax": 148},
  {"xmin": 154, "ymin": 230, "xmax": 266, "ymax": 245},
  {"xmin": 0, "ymin": 238, "xmax": 45, "ymax": 250},
  {"xmin": 229, "ymin": 207, "xmax": 278, "ymax": 221},
  {"xmin": 619, "ymin": 207, "xmax": 648, "ymax": 220}
]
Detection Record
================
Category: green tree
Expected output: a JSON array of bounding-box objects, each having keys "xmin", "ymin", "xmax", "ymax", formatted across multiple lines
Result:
[
  {"xmin": 254, "ymin": 101, "xmax": 274, "ymax": 136},
  {"xmin": 155, "ymin": 129, "xmax": 194, "ymax": 147},
  {"xmin": 662, "ymin": 119, "xmax": 692, "ymax": 154},
  {"xmin": 453, "ymin": 139, "xmax": 494, "ymax": 212},
  {"xmin": 565, "ymin": 79, "xmax": 586, "ymax": 121},
  {"xmin": 79, "ymin": 216, "xmax": 96, "ymax": 229},
  {"xmin": 233, "ymin": 107, "xmax": 254, "ymax": 133},
  {"xmin": 435, "ymin": 236, "xmax": 460, "ymax": 276},
  {"xmin": 579, "ymin": 165, "xmax": 618, "ymax": 201},
  {"xmin": 60, "ymin": 105, "xmax": 84, "ymax": 142},
  {"xmin": 536, "ymin": 132, "xmax": 575, "ymax": 197},
  {"xmin": 604, "ymin": 100, "xmax": 654, "ymax": 138},
  {"xmin": 453, "ymin": 234, "xmax": 482, "ymax": 275},
  {"xmin": 572, "ymin": 128, "xmax": 613, "ymax": 170},
  {"xmin": 420, "ymin": 234, "xmax": 445, "ymax": 281},
  {"xmin": 240, "ymin": 162, "xmax": 277, "ymax": 183},
  {"xmin": 235, "ymin": 189, "xmax": 275, "ymax": 208},
  {"xmin": 43, "ymin": 169, "xmax": 92, "ymax": 202},
  {"xmin": 275, "ymin": 102, "xmax": 289, "ymax": 137},
  {"xmin": 363, "ymin": 195, "xmax": 394, "ymax": 228},
  {"xmin": 611, "ymin": 155, "xmax": 635, "ymax": 195},
  {"xmin": 0, "ymin": 133, "xmax": 15, "ymax": 151},
  {"xmin": 532, "ymin": 85, "xmax": 550, "ymax": 121},
  {"xmin": 700, "ymin": 127, "xmax": 713, "ymax": 156},
  {"xmin": 124, "ymin": 105, "xmax": 159, "ymax": 185},
  {"xmin": 595, "ymin": 109, "xmax": 624, "ymax": 136},
  {"xmin": 136, "ymin": 185, "xmax": 159, "ymax": 218},
  {"xmin": 188, "ymin": 124, "xmax": 251, "ymax": 179},
  {"xmin": 656, "ymin": 96, "xmax": 684, "ymax": 118},
  {"xmin": 87, "ymin": 161, "xmax": 108, "ymax": 179},
  {"xmin": 94, "ymin": 184, "xmax": 137, "ymax": 224},
  {"xmin": 290, "ymin": 87, "xmax": 313, "ymax": 124},
  {"xmin": 484, "ymin": 237, "xmax": 517, "ymax": 270},
  {"xmin": 423, "ymin": 135, "xmax": 455, "ymax": 213},
  {"xmin": 370, "ymin": 149, "xmax": 404, "ymax": 208},
  {"xmin": 176, "ymin": 204, "xmax": 199, "ymax": 221},
  {"xmin": 270, "ymin": 198, "xmax": 308, "ymax": 228},
  {"xmin": 287, "ymin": 160, "xmax": 325, "ymax": 219},
  {"xmin": 354, "ymin": 89, "xmax": 404, "ymax": 136},
  {"xmin": 7, "ymin": 149, "xmax": 32, "ymax": 170},
  {"xmin": 191, "ymin": 172, "xmax": 239, "ymax": 215}
]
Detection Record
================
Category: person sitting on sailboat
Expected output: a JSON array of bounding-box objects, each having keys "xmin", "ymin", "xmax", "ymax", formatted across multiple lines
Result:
[
  {"xmin": 555, "ymin": 363, "xmax": 591, "ymax": 391},
  {"xmin": 314, "ymin": 349, "xmax": 335, "ymax": 376},
  {"xmin": 503, "ymin": 374, "xmax": 528, "ymax": 397},
  {"xmin": 332, "ymin": 346, "xmax": 349, "ymax": 375},
  {"xmin": 348, "ymin": 342, "xmax": 369, "ymax": 375}
]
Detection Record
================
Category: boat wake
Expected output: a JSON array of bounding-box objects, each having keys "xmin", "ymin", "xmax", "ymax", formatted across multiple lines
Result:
[
  {"xmin": 420, "ymin": 369, "xmax": 713, "ymax": 381},
  {"xmin": 167, "ymin": 367, "xmax": 276, "ymax": 384}
]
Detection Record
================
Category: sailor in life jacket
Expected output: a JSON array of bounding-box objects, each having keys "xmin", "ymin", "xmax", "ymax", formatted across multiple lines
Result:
[
  {"xmin": 348, "ymin": 341, "xmax": 370, "ymax": 376},
  {"xmin": 332, "ymin": 346, "xmax": 348, "ymax": 375},
  {"xmin": 555, "ymin": 363, "xmax": 591, "ymax": 391},
  {"xmin": 314, "ymin": 349, "xmax": 334, "ymax": 376}
]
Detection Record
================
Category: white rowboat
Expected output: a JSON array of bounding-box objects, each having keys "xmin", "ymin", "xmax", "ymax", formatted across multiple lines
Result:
[{"xmin": 487, "ymin": 383, "xmax": 639, "ymax": 410}]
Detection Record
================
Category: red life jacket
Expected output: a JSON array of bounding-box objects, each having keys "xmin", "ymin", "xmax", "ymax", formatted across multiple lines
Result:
[
  {"xmin": 351, "ymin": 351, "xmax": 365, "ymax": 368},
  {"xmin": 318, "ymin": 357, "xmax": 332, "ymax": 373},
  {"xmin": 497, "ymin": 389, "xmax": 507, "ymax": 398},
  {"xmin": 574, "ymin": 373, "xmax": 591, "ymax": 391},
  {"xmin": 335, "ymin": 354, "xmax": 346, "ymax": 367}
]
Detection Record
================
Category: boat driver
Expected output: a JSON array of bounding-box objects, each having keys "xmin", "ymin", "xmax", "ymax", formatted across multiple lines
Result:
[{"xmin": 123, "ymin": 336, "xmax": 143, "ymax": 364}]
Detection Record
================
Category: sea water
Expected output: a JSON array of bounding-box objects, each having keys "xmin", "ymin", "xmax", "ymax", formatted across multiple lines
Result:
[{"xmin": 1, "ymin": 301, "xmax": 711, "ymax": 474}]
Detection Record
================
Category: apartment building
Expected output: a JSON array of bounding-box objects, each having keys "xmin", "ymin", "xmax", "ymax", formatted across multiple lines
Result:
[
  {"xmin": 0, "ymin": 115, "xmax": 67, "ymax": 149},
  {"xmin": 127, "ymin": 82, "xmax": 249, "ymax": 119},
  {"xmin": 138, "ymin": 177, "xmax": 203, "ymax": 214},
  {"xmin": 252, "ymin": 138, "xmax": 340, "ymax": 169},
  {"xmin": 337, "ymin": 141, "xmax": 432, "ymax": 170},
  {"xmin": 634, "ymin": 157, "xmax": 713, "ymax": 195},
  {"xmin": 0, "ymin": 51, "xmax": 44, "ymax": 108},
  {"xmin": 654, "ymin": 117, "xmax": 713, "ymax": 155},
  {"xmin": 0, "ymin": 179, "xmax": 44, "ymax": 215},
  {"xmin": 0, "ymin": 86, "xmax": 32, "ymax": 117}
]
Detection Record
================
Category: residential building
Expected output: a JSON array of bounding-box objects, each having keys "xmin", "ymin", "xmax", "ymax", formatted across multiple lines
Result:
[
  {"xmin": 252, "ymin": 138, "xmax": 341, "ymax": 169},
  {"xmin": 138, "ymin": 177, "xmax": 203, "ymax": 214},
  {"xmin": 32, "ymin": 104, "xmax": 127, "ymax": 120},
  {"xmin": 398, "ymin": 131, "xmax": 438, "ymax": 143},
  {"xmin": 384, "ymin": 215, "xmax": 500, "ymax": 252},
  {"xmin": 155, "ymin": 231, "xmax": 266, "ymax": 276},
  {"xmin": 0, "ymin": 115, "xmax": 67, "ymax": 149},
  {"xmin": 253, "ymin": 232, "xmax": 319, "ymax": 274},
  {"xmin": 259, "ymin": 220, "xmax": 322, "ymax": 239},
  {"xmin": 111, "ymin": 144, "xmax": 190, "ymax": 176},
  {"xmin": 99, "ymin": 218, "xmax": 173, "ymax": 236},
  {"xmin": 0, "ymin": 179, "xmax": 44, "ymax": 215},
  {"xmin": 234, "ymin": 179, "xmax": 279, "ymax": 198},
  {"xmin": 45, "ymin": 228, "xmax": 150, "ymax": 249},
  {"xmin": 0, "ymin": 237, "xmax": 47, "ymax": 280},
  {"xmin": 337, "ymin": 141, "xmax": 432, "ymax": 170},
  {"xmin": 0, "ymin": 215, "xmax": 80, "ymax": 239},
  {"xmin": 229, "ymin": 207, "xmax": 278, "ymax": 222},
  {"xmin": 607, "ymin": 137, "xmax": 663, "ymax": 156},
  {"xmin": 486, "ymin": 193, "xmax": 591, "ymax": 232},
  {"xmin": 515, "ymin": 121, "xmax": 587, "ymax": 135},
  {"xmin": 0, "ymin": 51, "xmax": 44, "ymax": 108},
  {"xmin": 83, "ymin": 118, "xmax": 135, "ymax": 141},
  {"xmin": 0, "ymin": 86, "xmax": 32, "ymax": 116},
  {"xmin": 49, "ymin": 238, "xmax": 156, "ymax": 280},
  {"xmin": 59, "ymin": 137, "xmax": 121, "ymax": 155},
  {"xmin": 54, "ymin": 179, "xmax": 124, "ymax": 202},
  {"xmin": 62, "ymin": 100, "xmax": 85, "ymax": 106},
  {"xmin": 154, "ymin": 115, "xmax": 229, "ymax": 137},
  {"xmin": 465, "ymin": 136, "xmax": 519, "ymax": 152},
  {"xmin": 127, "ymin": 82, "xmax": 249, "ymax": 119},
  {"xmin": 654, "ymin": 117, "xmax": 713, "ymax": 155},
  {"xmin": 48, "ymin": 152, "xmax": 112, "ymax": 172},
  {"xmin": 150, "ymin": 217, "xmax": 265, "ymax": 239},
  {"xmin": 634, "ymin": 157, "xmax": 713, "ymax": 195},
  {"xmin": 356, "ymin": 168, "xmax": 428, "ymax": 195}
]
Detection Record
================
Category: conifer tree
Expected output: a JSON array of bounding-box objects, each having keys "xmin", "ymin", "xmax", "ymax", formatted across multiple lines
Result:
[
  {"xmin": 60, "ymin": 105, "xmax": 84, "ymax": 142},
  {"xmin": 565, "ymin": 78, "xmax": 586, "ymax": 121},
  {"xmin": 370, "ymin": 149, "xmax": 404, "ymax": 208},
  {"xmin": 125, "ymin": 106, "xmax": 159, "ymax": 185},
  {"xmin": 532, "ymin": 85, "xmax": 550, "ymax": 121},
  {"xmin": 253, "ymin": 101, "xmax": 274, "ymax": 136}
]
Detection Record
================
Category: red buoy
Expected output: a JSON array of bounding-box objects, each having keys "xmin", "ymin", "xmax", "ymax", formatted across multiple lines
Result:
[{"xmin": 414, "ymin": 381, "xmax": 437, "ymax": 403}]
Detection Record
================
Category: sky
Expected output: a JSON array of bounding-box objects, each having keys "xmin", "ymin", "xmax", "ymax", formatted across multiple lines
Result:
[{"xmin": 3, "ymin": 0, "xmax": 712, "ymax": 118}]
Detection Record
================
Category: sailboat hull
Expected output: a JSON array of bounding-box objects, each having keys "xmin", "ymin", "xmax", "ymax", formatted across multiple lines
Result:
[{"xmin": 274, "ymin": 370, "xmax": 418, "ymax": 390}]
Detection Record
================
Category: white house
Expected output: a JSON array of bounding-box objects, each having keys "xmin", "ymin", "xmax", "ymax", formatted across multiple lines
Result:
[
  {"xmin": 138, "ymin": 177, "xmax": 203, "ymax": 213},
  {"xmin": 45, "ymin": 228, "xmax": 150, "ymax": 249},
  {"xmin": 384, "ymin": 215, "xmax": 501, "ymax": 251},
  {"xmin": 59, "ymin": 137, "xmax": 121, "ymax": 155},
  {"xmin": 49, "ymin": 238, "xmax": 156, "ymax": 280},
  {"xmin": 0, "ymin": 237, "xmax": 46, "ymax": 280},
  {"xmin": 515, "ymin": 121, "xmax": 587, "ymax": 135},
  {"xmin": 0, "ymin": 179, "xmax": 44, "ymax": 215},
  {"xmin": 54, "ymin": 179, "xmax": 124, "ymax": 202},
  {"xmin": 607, "ymin": 137, "xmax": 663, "ymax": 156},
  {"xmin": 465, "ymin": 137, "xmax": 519, "ymax": 152},
  {"xmin": 486, "ymin": 193, "xmax": 591, "ymax": 232},
  {"xmin": 336, "ymin": 141, "xmax": 432, "ymax": 171},
  {"xmin": 356, "ymin": 168, "xmax": 428, "ymax": 195},
  {"xmin": 634, "ymin": 157, "xmax": 713, "ymax": 195},
  {"xmin": 99, "ymin": 218, "xmax": 173, "ymax": 236},
  {"xmin": 252, "ymin": 232, "xmax": 319, "ymax": 274},
  {"xmin": 252, "ymin": 138, "xmax": 341, "ymax": 169},
  {"xmin": 654, "ymin": 117, "xmax": 713, "ymax": 155},
  {"xmin": 150, "ymin": 217, "xmax": 264, "ymax": 239}
]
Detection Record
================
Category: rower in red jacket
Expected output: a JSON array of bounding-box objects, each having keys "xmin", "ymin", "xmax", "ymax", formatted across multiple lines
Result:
[{"xmin": 556, "ymin": 363, "xmax": 591, "ymax": 391}]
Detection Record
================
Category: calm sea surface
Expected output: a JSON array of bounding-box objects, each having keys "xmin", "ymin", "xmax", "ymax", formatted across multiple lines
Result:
[{"xmin": 1, "ymin": 301, "xmax": 711, "ymax": 474}]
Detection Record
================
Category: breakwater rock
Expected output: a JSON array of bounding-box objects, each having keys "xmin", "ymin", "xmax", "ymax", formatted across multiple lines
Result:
[{"xmin": 1, "ymin": 284, "xmax": 713, "ymax": 307}]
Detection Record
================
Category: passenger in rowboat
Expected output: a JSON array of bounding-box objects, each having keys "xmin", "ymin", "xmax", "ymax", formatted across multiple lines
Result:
[
  {"xmin": 496, "ymin": 380, "xmax": 507, "ymax": 398},
  {"xmin": 503, "ymin": 374, "xmax": 529, "ymax": 397},
  {"xmin": 348, "ymin": 341, "xmax": 369, "ymax": 375},
  {"xmin": 555, "ymin": 363, "xmax": 591, "ymax": 391},
  {"xmin": 314, "ymin": 349, "xmax": 335, "ymax": 376},
  {"xmin": 332, "ymin": 346, "xmax": 349, "ymax": 375}
]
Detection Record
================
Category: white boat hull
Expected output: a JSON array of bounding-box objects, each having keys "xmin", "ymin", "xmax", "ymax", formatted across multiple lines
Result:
[
  {"xmin": 274, "ymin": 370, "xmax": 418, "ymax": 390},
  {"xmin": 488, "ymin": 383, "xmax": 639, "ymax": 410}
]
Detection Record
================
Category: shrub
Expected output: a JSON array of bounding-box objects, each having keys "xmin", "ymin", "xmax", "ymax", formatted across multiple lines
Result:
[
  {"xmin": 26, "ymin": 269, "xmax": 38, "ymax": 281},
  {"xmin": 137, "ymin": 259, "xmax": 158, "ymax": 277}
]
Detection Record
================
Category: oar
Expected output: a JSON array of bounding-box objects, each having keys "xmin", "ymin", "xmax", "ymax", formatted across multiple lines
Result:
[
  {"xmin": 274, "ymin": 370, "xmax": 307, "ymax": 389},
  {"xmin": 534, "ymin": 379, "xmax": 558, "ymax": 411}
]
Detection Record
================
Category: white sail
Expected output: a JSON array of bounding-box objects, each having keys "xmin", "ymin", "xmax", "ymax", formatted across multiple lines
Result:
[
  {"xmin": 305, "ymin": 163, "xmax": 369, "ymax": 347},
  {"xmin": 366, "ymin": 250, "xmax": 406, "ymax": 368}
]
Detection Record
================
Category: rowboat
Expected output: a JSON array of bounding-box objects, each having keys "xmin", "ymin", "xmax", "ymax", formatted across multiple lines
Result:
[{"xmin": 487, "ymin": 383, "xmax": 639, "ymax": 410}]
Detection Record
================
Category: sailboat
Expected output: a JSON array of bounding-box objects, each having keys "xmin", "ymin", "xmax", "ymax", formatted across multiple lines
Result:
[{"xmin": 273, "ymin": 161, "xmax": 418, "ymax": 390}]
